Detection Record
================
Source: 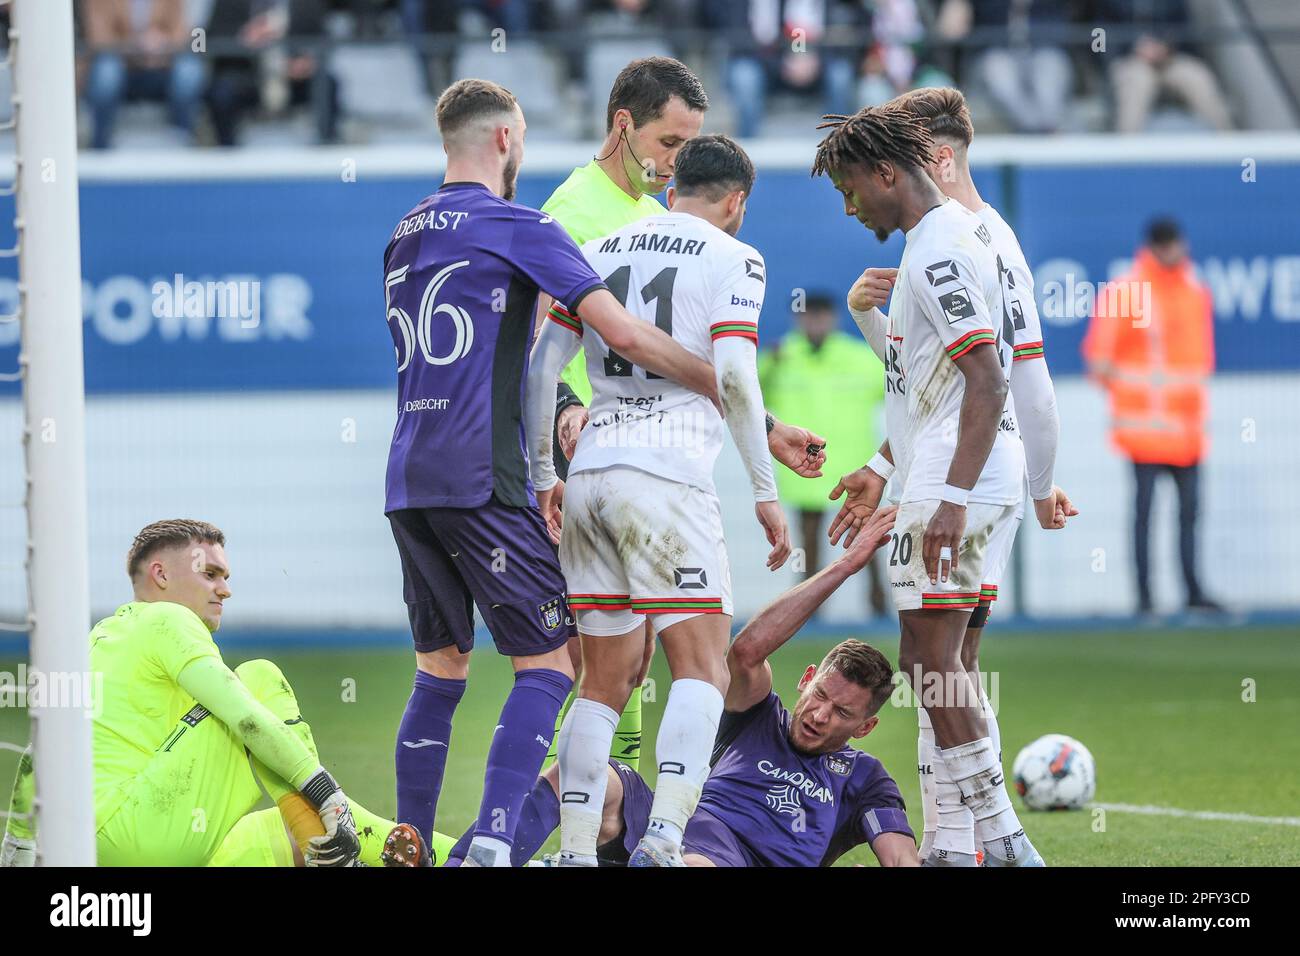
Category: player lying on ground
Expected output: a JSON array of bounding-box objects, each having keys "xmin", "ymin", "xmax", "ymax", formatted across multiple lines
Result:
[
  {"xmin": 382, "ymin": 505, "xmax": 916, "ymax": 867},
  {"xmin": 813, "ymin": 105, "xmax": 1044, "ymax": 866},
  {"xmin": 526, "ymin": 133, "xmax": 795, "ymax": 866},
  {"xmin": 834, "ymin": 87, "xmax": 1077, "ymax": 864},
  {"xmin": 383, "ymin": 79, "xmax": 722, "ymax": 868},
  {"xmin": 0, "ymin": 519, "xmax": 396, "ymax": 867},
  {"xmin": 536, "ymin": 56, "xmax": 829, "ymax": 777}
]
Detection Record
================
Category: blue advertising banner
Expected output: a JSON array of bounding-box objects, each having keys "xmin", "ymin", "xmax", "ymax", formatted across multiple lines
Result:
[{"xmin": 0, "ymin": 161, "xmax": 1294, "ymax": 394}]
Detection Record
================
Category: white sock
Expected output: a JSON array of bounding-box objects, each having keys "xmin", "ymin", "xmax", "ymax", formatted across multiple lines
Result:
[
  {"xmin": 556, "ymin": 697, "xmax": 618, "ymax": 864},
  {"xmin": 978, "ymin": 683, "xmax": 1001, "ymax": 763},
  {"xmin": 917, "ymin": 709, "xmax": 937, "ymax": 859},
  {"xmin": 645, "ymin": 678, "xmax": 723, "ymax": 849},
  {"xmin": 466, "ymin": 835, "xmax": 512, "ymax": 867},
  {"xmin": 938, "ymin": 736, "xmax": 1023, "ymax": 847},
  {"xmin": 931, "ymin": 737, "xmax": 977, "ymax": 856}
]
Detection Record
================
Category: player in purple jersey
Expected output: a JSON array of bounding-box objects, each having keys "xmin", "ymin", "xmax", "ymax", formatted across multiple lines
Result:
[
  {"xmin": 383, "ymin": 79, "xmax": 720, "ymax": 868},
  {"xmin": 385, "ymin": 504, "xmax": 916, "ymax": 867}
]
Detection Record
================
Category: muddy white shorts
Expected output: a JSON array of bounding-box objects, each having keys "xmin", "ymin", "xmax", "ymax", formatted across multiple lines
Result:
[
  {"xmin": 887, "ymin": 499, "xmax": 1020, "ymax": 612},
  {"xmin": 560, "ymin": 465, "xmax": 733, "ymax": 636}
]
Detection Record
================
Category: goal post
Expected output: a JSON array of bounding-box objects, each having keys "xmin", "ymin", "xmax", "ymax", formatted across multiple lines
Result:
[{"xmin": 12, "ymin": 0, "xmax": 95, "ymax": 866}]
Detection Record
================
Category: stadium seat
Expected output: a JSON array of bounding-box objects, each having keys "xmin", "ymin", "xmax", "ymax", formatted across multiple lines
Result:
[
  {"xmin": 453, "ymin": 41, "xmax": 567, "ymax": 137},
  {"xmin": 331, "ymin": 42, "xmax": 434, "ymax": 128}
]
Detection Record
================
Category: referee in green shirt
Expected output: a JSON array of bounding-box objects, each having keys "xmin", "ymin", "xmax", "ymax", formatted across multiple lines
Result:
[{"xmin": 535, "ymin": 57, "xmax": 829, "ymax": 772}]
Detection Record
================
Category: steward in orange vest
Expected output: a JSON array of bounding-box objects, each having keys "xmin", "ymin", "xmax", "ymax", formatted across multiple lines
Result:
[
  {"xmin": 1083, "ymin": 219, "xmax": 1220, "ymax": 614},
  {"xmin": 1083, "ymin": 238, "xmax": 1214, "ymax": 467}
]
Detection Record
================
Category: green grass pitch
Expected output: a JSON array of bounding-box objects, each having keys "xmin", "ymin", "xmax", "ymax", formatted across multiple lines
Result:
[{"xmin": 2, "ymin": 626, "xmax": 1297, "ymax": 865}]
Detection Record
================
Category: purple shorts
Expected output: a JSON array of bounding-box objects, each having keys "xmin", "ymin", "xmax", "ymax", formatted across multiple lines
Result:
[
  {"xmin": 682, "ymin": 807, "xmax": 758, "ymax": 867},
  {"xmin": 387, "ymin": 497, "xmax": 575, "ymax": 658},
  {"xmin": 614, "ymin": 767, "xmax": 756, "ymax": 867}
]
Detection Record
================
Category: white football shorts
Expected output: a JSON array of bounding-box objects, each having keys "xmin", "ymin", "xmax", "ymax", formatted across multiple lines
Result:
[
  {"xmin": 559, "ymin": 465, "xmax": 733, "ymax": 636},
  {"xmin": 886, "ymin": 499, "xmax": 1020, "ymax": 612}
]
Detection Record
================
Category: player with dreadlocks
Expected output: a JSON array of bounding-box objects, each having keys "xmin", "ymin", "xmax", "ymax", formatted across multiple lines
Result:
[
  {"xmin": 838, "ymin": 88, "xmax": 1077, "ymax": 866},
  {"xmin": 812, "ymin": 105, "xmax": 1045, "ymax": 866}
]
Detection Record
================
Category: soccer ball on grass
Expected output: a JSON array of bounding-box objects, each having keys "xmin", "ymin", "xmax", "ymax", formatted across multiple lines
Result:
[{"xmin": 1011, "ymin": 733, "xmax": 1096, "ymax": 811}]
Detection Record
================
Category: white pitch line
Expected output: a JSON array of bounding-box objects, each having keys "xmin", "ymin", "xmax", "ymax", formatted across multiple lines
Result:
[{"xmin": 1095, "ymin": 802, "xmax": 1300, "ymax": 827}]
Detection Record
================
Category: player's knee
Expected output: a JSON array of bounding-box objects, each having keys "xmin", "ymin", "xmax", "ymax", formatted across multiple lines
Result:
[
  {"xmin": 417, "ymin": 646, "xmax": 470, "ymax": 680},
  {"xmin": 584, "ymin": 670, "xmax": 640, "ymax": 712},
  {"xmin": 235, "ymin": 659, "xmax": 292, "ymax": 702}
]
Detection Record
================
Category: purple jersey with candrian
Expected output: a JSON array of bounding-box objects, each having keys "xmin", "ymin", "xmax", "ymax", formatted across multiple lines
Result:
[
  {"xmin": 383, "ymin": 182, "xmax": 607, "ymax": 512},
  {"xmin": 695, "ymin": 692, "xmax": 913, "ymax": 866}
]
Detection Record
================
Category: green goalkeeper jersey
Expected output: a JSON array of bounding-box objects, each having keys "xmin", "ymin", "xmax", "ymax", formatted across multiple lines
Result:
[
  {"xmin": 91, "ymin": 602, "xmax": 222, "ymax": 822},
  {"xmin": 90, "ymin": 601, "xmax": 317, "ymax": 827},
  {"xmin": 541, "ymin": 160, "xmax": 664, "ymax": 404}
]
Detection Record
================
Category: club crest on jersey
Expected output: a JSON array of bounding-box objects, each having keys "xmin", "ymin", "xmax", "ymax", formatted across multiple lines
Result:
[
  {"xmin": 939, "ymin": 287, "xmax": 976, "ymax": 323},
  {"xmin": 825, "ymin": 753, "xmax": 852, "ymax": 776},
  {"xmin": 924, "ymin": 259, "xmax": 960, "ymax": 287},
  {"xmin": 744, "ymin": 258, "xmax": 766, "ymax": 284},
  {"xmin": 674, "ymin": 567, "xmax": 708, "ymax": 589},
  {"xmin": 538, "ymin": 598, "xmax": 563, "ymax": 630}
]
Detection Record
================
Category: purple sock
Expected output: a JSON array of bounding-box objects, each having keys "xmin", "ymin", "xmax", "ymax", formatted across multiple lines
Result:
[
  {"xmin": 471, "ymin": 667, "xmax": 572, "ymax": 850},
  {"xmin": 447, "ymin": 775, "xmax": 560, "ymax": 867},
  {"xmin": 395, "ymin": 670, "xmax": 465, "ymax": 845}
]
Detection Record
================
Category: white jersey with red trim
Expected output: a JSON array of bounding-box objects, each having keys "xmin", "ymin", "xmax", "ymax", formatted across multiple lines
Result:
[
  {"xmin": 883, "ymin": 200, "xmax": 1024, "ymax": 506},
  {"xmin": 562, "ymin": 210, "xmax": 766, "ymax": 494}
]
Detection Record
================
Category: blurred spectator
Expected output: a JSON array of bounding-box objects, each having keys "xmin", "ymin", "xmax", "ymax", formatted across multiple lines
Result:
[
  {"xmin": 758, "ymin": 293, "xmax": 888, "ymax": 616},
  {"xmin": 707, "ymin": 0, "xmax": 860, "ymax": 137},
  {"xmin": 206, "ymin": 0, "xmax": 339, "ymax": 146},
  {"xmin": 575, "ymin": 0, "xmax": 703, "ymax": 36},
  {"xmin": 399, "ymin": 0, "xmax": 461, "ymax": 93},
  {"xmin": 455, "ymin": 0, "xmax": 537, "ymax": 35},
  {"xmin": 937, "ymin": 0, "xmax": 1074, "ymax": 133},
  {"xmin": 855, "ymin": 0, "xmax": 929, "ymax": 106},
  {"xmin": 1094, "ymin": 0, "xmax": 1231, "ymax": 132},
  {"xmin": 81, "ymin": 0, "xmax": 205, "ymax": 149},
  {"xmin": 1083, "ymin": 218, "xmax": 1221, "ymax": 615}
]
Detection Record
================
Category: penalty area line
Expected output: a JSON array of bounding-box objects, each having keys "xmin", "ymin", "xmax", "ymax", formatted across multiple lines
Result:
[{"xmin": 1093, "ymin": 802, "xmax": 1300, "ymax": 827}]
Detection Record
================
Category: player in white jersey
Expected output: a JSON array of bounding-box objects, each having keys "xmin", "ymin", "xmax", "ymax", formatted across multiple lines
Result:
[
  {"xmin": 524, "ymin": 135, "xmax": 790, "ymax": 866},
  {"xmin": 837, "ymin": 88, "xmax": 1078, "ymax": 865},
  {"xmin": 812, "ymin": 104, "xmax": 1044, "ymax": 866}
]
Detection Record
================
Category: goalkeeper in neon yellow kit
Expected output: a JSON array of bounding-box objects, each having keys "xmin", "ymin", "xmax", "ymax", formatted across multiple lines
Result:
[{"xmin": 0, "ymin": 518, "xmax": 429, "ymax": 867}]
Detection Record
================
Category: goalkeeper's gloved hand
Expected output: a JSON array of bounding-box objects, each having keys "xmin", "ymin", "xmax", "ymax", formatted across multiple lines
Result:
[
  {"xmin": 1, "ymin": 832, "xmax": 35, "ymax": 868},
  {"xmin": 299, "ymin": 769, "xmax": 361, "ymax": 867}
]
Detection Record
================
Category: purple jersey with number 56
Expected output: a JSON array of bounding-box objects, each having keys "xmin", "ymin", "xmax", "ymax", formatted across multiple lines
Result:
[{"xmin": 383, "ymin": 182, "xmax": 607, "ymax": 512}]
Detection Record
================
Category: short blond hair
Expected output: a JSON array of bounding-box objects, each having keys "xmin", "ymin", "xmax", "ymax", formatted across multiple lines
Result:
[
  {"xmin": 436, "ymin": 78, "xmax": 518, "ymax": 139},
  {"xmin": 891, "ymin": 87, "xmax": 975, "ymax": 149},
  {"xmin": 127, "ymin": 519, "xmax": 225, "ymax": 581}
]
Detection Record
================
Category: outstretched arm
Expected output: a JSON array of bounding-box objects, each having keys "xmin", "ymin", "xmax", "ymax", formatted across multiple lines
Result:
[
  {"xmin": 524, "ymin": 316, "xmax": 583, "ymax": 538},
  {"xmin": 577, "ymin": 289, "xmax": 718, "ymax": 403},
  {"xmin": 178, "ymin": 657, "xmax": 320, "ymax": 790},
  {"xmin": 726, "ymin": 506, "xmax": 897, "ymax": 712}
]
